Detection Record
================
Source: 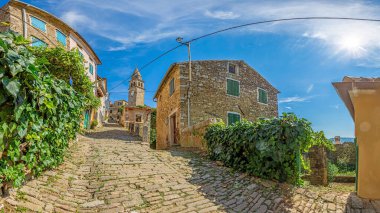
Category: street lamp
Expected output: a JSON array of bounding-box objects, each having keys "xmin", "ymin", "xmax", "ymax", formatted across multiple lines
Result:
[{"xmin": 176, "ymin": 37, "xmax": 192, "ymax": 127}]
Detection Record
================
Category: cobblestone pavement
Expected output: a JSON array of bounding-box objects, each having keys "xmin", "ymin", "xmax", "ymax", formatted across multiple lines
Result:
[{"xmin": 1, "ymin": 125, "xmax": 379, "ymax": 212}]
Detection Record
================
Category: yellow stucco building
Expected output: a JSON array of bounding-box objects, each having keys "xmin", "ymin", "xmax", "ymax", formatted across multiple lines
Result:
[{"xmin": 333, "ymin": 76, "xmax": 380, "ymax": 199}]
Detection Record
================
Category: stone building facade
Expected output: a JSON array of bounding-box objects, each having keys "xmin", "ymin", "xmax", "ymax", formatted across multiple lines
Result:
[
  {"xmin": 0, "ymin": 0, "xmax": 105, "ymax": 129},
  {"xmin": 120, "ymin": 69, "xmax": 151, "ymax": 142},
  {"xmin": 109, "ymin": 100, "xmax": 127, "ymax": 123},
  {"xmin": 154, "ymin": 60, "xmax": 279, "ymax": 150}
]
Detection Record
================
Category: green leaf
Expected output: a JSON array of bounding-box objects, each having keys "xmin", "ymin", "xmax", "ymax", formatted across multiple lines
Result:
[
  {"xmin": 2, "ymin": 77, "xmax": 20, "ymax": 98},
  {"xmin": 0, "ymin": 90, "xmax": 7, "ymax": 105},
  {"xmin": 17, "ymin": 125, "xmax": 27, "ymax": 138}
]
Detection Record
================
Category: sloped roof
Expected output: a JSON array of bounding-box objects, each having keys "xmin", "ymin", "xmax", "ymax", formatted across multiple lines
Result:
[
  {"xmin": 10, "ymin": 0, "xmax": 101, "ymax": 64},
  {"xmin": 153, "ymin": 60, "xmax": 279, "ymax": 99},
  {"xmin": 332, "ymin": 76, "xmax": 380, "ymax": 120}
]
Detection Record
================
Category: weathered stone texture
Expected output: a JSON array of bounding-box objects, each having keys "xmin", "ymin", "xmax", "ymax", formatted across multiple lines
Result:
[
  {"xmin": 1, "ymin": 125, "xmax": 378, "ymax": 212},
  {"xmin": 156, "ymin": 65, "xmax": 183, "ymax": 149},
  {"xmin": 183, "ymin": 60, "xmax": 278, "ymax": 126},
  {"xmin": 156, "ymin": 60, "xmax": 279, "ymax": 150},
  {"xmin": 180, "ymin": 118, "xmax": 221, "ymax": 149},
  {"xmin": 309, "ymin": 145, "xmax": 328, "ymax": 186}
]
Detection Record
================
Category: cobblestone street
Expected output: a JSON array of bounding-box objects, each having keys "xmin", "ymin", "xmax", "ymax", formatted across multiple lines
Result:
[{"xmin": 1, "ymin": 125, "xmax": 379, "ymax": 212}]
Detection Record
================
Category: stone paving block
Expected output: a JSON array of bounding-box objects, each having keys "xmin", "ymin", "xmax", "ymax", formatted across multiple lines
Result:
[{"xmin": 1, "ymin": 125, "xmax": 378, "ymax": 213}]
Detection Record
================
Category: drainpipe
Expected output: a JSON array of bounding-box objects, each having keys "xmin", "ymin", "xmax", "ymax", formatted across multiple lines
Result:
[{"xmin": 22, "ymin": 8, "xmax": 27, "ymax": 38}]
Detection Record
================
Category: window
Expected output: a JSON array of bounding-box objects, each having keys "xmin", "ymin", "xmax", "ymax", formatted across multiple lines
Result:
[
  {"xmin": 56, "ymin": 30, "xmax": 67, "ymax": 46},
  {"xmin": 31, "ymin": 16, "xmax": 46, "ymax": 32},
  {"xmin": 31, "ymin": 37, "xmax": 47, "ymax": 47},
  {"xmin": 89, "ymin": 64, "xmax": 94, "ymax": 75},
  {"xmin": 110, "ymin": 110, "xmax": 112, "ymax": 113},
  {"xmin": 228, "ymin": 63, "xmax": 237, "ymax": 74},
  {"xmin": 258, "ymin": 88, "xmax": 268, "ymax": 104},
  {"xmin": 227, "ymin": 79, "xmax": 240, "ymax": 96},
  {"xmin": 136, "ymin": 114, "xmax": 142, "ymax": 122},
  {"xmin": 169, "ymin": 78, "xmax": 175, "ymax": 96},
  {"xmin": 227, "ymin": 112, "xmax": 241, "ymax": 126}
]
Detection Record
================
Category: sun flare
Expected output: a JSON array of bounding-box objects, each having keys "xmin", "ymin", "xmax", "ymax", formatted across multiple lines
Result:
[{"xmin": 337, "ymin": 35, "xmax": 367, "ymax": 58}]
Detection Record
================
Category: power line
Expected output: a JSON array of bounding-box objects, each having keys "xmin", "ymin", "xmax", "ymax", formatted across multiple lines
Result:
[
  {"xmin": 108, "ymin": 44, "xmax": 183, "ymax": 91},
  {"xmin": 107, "ymin": 16, "xmax": 380, "ymax": 91}
]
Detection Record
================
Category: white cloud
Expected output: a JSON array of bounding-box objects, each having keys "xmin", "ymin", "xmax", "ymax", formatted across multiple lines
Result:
[
  {"xmin": 50, "ymin": 0, "xmax": 380, "ymax": 60},
  {"xmin": 279, "ymin": 96, "xmax": 312, "ymax": 103},
  {"xmin": 205, "ymin": 10, "xmax": 240, "ymax": 20},
  {"xmin": 285, "ymin": 106, "xmax": 292, "ymax": 110},
  {"xmin": 61, "ymin": 11, "xmax": 96, "ymax": 29},
  {"xmin": 307, "ymin": 84, "xmax": 314, "ymax": 93}
]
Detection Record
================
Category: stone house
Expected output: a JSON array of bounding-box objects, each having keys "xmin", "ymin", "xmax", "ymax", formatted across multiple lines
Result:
[
  {"xmin": 119, "ymin": 68, "xmax": 151, "ymax": 142},
  {"xmin": 154, "ymin": 60, "xmax": 279, "ymax": 150},
  {"xmin": 0, "ymin": 0, "xmax": 105, "ymax": 129},
  {"xmin": 109, "ymin": 100, "xmax": 127, "ymax": 123}
]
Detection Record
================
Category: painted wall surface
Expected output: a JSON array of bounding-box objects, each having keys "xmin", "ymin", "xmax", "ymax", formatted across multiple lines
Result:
[{"xmin": 351, "ymin": 89, "xmax": 380, "ymax": 199}]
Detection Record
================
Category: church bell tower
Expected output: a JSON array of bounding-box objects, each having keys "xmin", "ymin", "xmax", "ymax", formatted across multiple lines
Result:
[{"xmin": 128, "ymin": 68, "xmax": 145, "ymax": 107}]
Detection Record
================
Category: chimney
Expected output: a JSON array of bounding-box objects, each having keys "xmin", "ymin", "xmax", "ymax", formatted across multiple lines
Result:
[{"xmin": 334, "ymin": 136, "xmax": 341, "ymax": 144}]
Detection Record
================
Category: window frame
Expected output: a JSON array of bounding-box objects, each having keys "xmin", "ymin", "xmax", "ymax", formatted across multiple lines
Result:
[
  {"xmin": 30, "ymin": 36, "xmax": 47, "ymax": 47},
  {"xmin": 56, "ymin": 29, "xmax": 67, "ymax": 46},
  {"xmin": 30, "ymin": 16, "xmax": 47, "ymax": 32},
  {"xmin": 226, "ymin": 78, "xmax": 240, "ymax": 97},
  {"xmin": 227, "ymin": 62, "xmax": 238, "ymax": 75},
  {"xmin": 227, "ymin": 111, "xmax": 241, "ymax": 126},
  {"xmin": 136, "ymin": 114, "xmax": 142, "ymax": 123},
  {"xmin": 169, "ymin": 78, "xmax": 175, "ymax": 96},
  {"xmin": 257, "ymin": 87, "xmax": 269, "ymax": 105},
  {"xmin": 89, "ymin": 63, "xmax": 94, "ymax": 75}
]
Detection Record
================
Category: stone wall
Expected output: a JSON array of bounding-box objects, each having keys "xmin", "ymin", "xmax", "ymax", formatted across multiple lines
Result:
[
  {"xmin": 180, "ymin": 118, "xmax": 221, "ymax": 150},
  {"xmin": 180, "ymin": 60, "xmax": 279, "ymax": 127},
  {"xmin": 309, "ymin": 145, "xmax": 328, "ymax": 186},
  {"xmin": 156, "ymin": 65, "xmax": 183, "ymax": 149}
]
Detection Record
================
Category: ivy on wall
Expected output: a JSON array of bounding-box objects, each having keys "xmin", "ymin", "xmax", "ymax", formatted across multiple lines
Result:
[
  {"xmin": 31, "ymin": 46, "xmax": 100, "ymax": 109},
  {"xmin": 0, "ymin": 32, "xmax": 86, "ymax": 190},
  {"xmin": 204, "ymin": 113, "xmax": 334, "ymax": 185}
]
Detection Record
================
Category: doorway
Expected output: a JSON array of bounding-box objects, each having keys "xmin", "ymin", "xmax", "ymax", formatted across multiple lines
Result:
[{"xmin": 169, "ymin": 113, "xmax": 177, "ymax": 145}]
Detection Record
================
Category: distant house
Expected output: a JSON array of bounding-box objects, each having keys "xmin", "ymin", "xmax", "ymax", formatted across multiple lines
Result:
[
  {"xmin": 154, "ymin": 60, "xmax": 279, "ymax": 150},
  {"xmin": 0, "ymin": 0, "xmax": 105, "ymax": 129},
  {"xmin": 109, "ymin": 100, "xmax": 128, "ymax": 123}
]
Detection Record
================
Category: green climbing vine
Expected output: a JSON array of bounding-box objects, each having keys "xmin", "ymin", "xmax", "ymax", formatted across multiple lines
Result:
[
  {"xmin": 31, "ymin": 45, "xmax": 100, "ymax": 109},
  {"xmin": 0, "ymin": 32, "xmax": 87, "ymax": 190},
  {"xmin": 204, "ymin": 113, "xmax": 334, "ymax": 185}
]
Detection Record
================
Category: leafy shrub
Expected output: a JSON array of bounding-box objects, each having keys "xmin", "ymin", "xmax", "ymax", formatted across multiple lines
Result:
[
  {"xmin": 328, "ymin": 161, "xmax": 339, "ymax": 182},
  {"xmin": 0, "ymin": 32, "xmax": 85, "ymax": 188},
  {"xmin": 204, "ymin": 113, "xmax": 333, "ymax": 185},
  {"xmin": 90, "ymin": 120, "xmax": 98, "ymax": 129}
]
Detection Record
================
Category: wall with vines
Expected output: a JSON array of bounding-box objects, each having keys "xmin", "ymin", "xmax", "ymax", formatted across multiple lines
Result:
[
  {"xmin": 204, "ymin": 113, "xmax": 334, "ymax": 185},
  {"xmin": 0, "ymin": 32, "xmax": 86, "ymax": 191}
]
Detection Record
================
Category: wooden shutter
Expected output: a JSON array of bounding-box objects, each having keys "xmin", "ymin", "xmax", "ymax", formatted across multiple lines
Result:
[
  {"xmin": 227, "ymin": 79, "xmax": 239, "ymax": 96},
  {"xmin": 258, "ymin": 89, "xmax": 268, "ymax": 104},
  {"xmin": 228, "ymin": 113, "xmax": 240, "ymax": 125}
]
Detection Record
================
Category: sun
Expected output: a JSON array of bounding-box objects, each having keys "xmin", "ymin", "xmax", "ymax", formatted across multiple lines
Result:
[{"xmin": 337, "ymin": 35, "xmax": 367, "ymax": 58}]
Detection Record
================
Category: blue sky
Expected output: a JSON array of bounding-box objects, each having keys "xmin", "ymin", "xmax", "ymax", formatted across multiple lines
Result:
[{"xmin": 3, "ymin": 0, "xmax": 380, "ymax": 138}]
